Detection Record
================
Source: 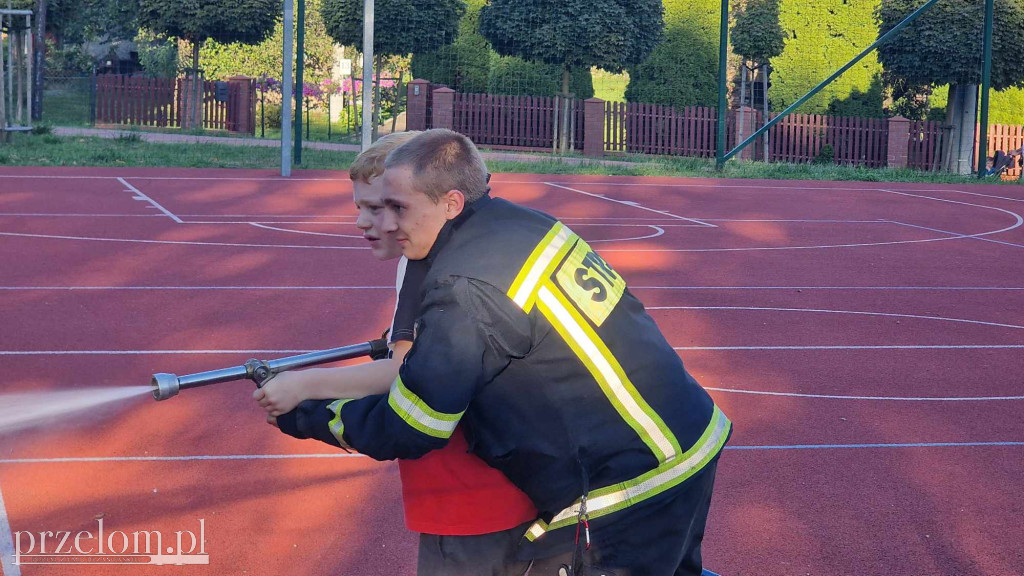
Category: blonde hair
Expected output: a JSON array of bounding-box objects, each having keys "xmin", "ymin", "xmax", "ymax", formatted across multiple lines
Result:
[
  {"xmin": 348, "ymin": 131, "xmax": 422, "ymax": 183},
  {"xmin": 383, "ymin": 129, "xmax": 489, "ymax": 203}
]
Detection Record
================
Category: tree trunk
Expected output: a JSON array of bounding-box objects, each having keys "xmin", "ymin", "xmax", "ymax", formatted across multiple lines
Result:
[
  {"xmin": 559, "ymin": 66, "xmax": 570, "ymax": 153},
  {"xmin": 191, "ymin": 42, "xmax": 203, "ymax": 131},
  {"xmin": 32, "ymin": 0, "xmax": 47, "ymax": 121},
  {"xmin": 943, "ymin": 84, "xmax": 978, "ymax": 175},
  {"xmin": 763, "ymin": 62, "xmax": 770, "ymax": 162},
  {"xmin": 738, "ymin": 63, "xmax": 747, "ymax": 145}
]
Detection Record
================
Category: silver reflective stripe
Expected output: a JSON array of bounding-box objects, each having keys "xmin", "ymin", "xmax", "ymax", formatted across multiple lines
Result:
[
  {"xmin": 511, "ymin": 224, "xmax": 574, "ymax": 309},
  {"xmin": 327, "ymin": 399, "xmax": 353, "ymax": 448},
  {"xmin": 387, "ymin": 377, "xmax": 463, "ymax": 439},
  {"xmin": 526, "ymin": 406, "xmax": 730, "ymax": 541}
]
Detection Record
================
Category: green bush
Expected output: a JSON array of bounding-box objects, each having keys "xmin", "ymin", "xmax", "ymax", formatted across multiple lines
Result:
[
  {"xmin": 813, "ymin": 142, "xmax": 836, "ymax": 164},
  {"xmin": 31, "ymin": 124, "xmax": 54, "ymax": 136},
  {"xmin": 626, "ymin": 0, "xmax": 720, "ymax": 108},
  {"xmin": 770, "ymin": 0, "xmax": 884, "ymax": 116}
]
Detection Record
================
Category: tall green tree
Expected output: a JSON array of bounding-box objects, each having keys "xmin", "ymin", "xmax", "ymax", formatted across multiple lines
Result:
[
  {"xmin": 479, "ymin": 0, "xmax": 663, "ymax": 97},
  {"xmin": 625, "ymin": 0, "xmax": 719, "ymax": 108},
  {"xmin": 732, "ymin": 0, "xmax": 786, "ymax": 158},
  {"xmin": 877, "ymin": 0, "xmax": 1024, "ymax": 172},
  {"xmin": 410, "ymin": 0, "xmax": 593, "ymax": 97},
  {"xmin": 138, "ymin": 0, "xmax": 278, "ymax": 128},
  {"xmin": 321, "ymin": 0, "xmax": 463, "ymax": 135}
]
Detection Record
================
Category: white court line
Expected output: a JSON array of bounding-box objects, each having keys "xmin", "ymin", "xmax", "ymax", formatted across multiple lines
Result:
[
  {"xmin": 543, "ymin": 182, "xmax": 717, "ymax": 227},
  {"xmin": 0, "ymin": 484, "xmax": 20, "ymax": 576},
  {"xmin": 1, "ymin": 442, "xmax": 1021, "ymax": 465},
  {"xmin": 248, "ymin": 223, "xmax": 364, "ymax": 239},
  {"xmin": 0, "ymin": 213, "xmax": 166, "ymax": 217},
  {"xmin": 888, "ymin": 220, "xmax": 1024, "ymax": 249},
  {"xmin": 648, "ymin": 305, "xmax": 1024, "ymax": 330},
  {"xmin": 1, "ymin": 285, "xmax": 1021, "ymax": 291},
  {"xmin": 675, "ymin": 345, "xmax": 1024, "ymax": 350},
  {"xmin": 938, "ymin": 189, "xmax": 1024, "ymax": 203},
  {"xmin": 0, "ymin": 350, "xmax": 315, "ymax": 356},
  {"xmin": 0, "ymin": 231, "xmax": 369, "ymax": 250},
  {"xmin": 588, "ymin": 226, "xmax": 665, "ymax": 243},
  {"xmin": 116, "ymin": 178, "xmax": 182, "ymax": 223},
  {"xmin": 703, "ymin": 387, "xmax": 1024, "ymax": 401}
]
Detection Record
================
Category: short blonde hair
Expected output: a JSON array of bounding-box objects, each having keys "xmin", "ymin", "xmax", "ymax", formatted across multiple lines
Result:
[
  {"xmin": 348, "ymin": 131, "xmax": 422, "ymax": 183},
  {"xmin": 383, "ymin": 129, "xmax": 489, "ymax": 203}
]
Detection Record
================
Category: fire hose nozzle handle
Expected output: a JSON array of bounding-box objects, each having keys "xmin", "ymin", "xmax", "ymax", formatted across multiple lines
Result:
[{"xmin": 244, "ymin": 359, "xmax": 275, "ymax": 388}]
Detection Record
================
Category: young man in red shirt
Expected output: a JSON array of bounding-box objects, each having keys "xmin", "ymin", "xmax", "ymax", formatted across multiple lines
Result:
[{"xmin": 254, "ymin": 132, "xmax": 537, "ymax": 575}]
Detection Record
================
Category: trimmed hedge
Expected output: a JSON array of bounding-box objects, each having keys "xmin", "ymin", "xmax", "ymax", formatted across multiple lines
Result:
[{"xmin": 625, "ymin": 0, "xmax": 720, "ymax": 108}]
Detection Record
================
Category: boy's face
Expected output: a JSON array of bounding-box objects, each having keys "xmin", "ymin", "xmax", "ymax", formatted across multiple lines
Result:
[
  {"xmin": 353, "ymin": 176, "xmax": 402, "ymax": 261},
  {"xmin": 380, "ymin": 166, "xmax": 464, "ymax": 260}
]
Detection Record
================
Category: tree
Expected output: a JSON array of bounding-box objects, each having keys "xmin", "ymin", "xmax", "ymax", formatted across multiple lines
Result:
[
  {"xmin": 731, "ymin": 0, "xmax": 786, "ymax": 160},
  {"xmin": 877, "ymin": 0, "xmax": 1024, "ymax": 173},
  {"xmin": 410, "ymin": 0, "xmax": 594, "ymax": 98},
  {"xmin": 480, "ymin": 0, "xmax": 662, "ymax": 97},
  {"xmin": 138, "ymin": 0, "xmax": 278, "ymax": 128},
  {"xmin": 321, "ymin": 0, "xmax": 463, "ymax": 137},
  {"xmin": 480, "ymin": 0, "xmax": 661, "ymax": 150},
  {"xmin": 625, "ymin": 0, "xmax": 719, "ymax": 108}
]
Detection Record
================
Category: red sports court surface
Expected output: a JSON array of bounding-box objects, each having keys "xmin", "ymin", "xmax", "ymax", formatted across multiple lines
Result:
[{"xmin": 0, "ymin": 166, "xmax": 1022, "ymax": 576}]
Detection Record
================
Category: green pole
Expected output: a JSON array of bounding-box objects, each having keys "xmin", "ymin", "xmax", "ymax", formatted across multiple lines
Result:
[
  {"xmin": 715, "ymin": 0, "xmax": 730, "ymax": 170},
  {"xmin": 977, "ymin": 0, "xmax": 994, "ymax": 178},
  {"xmin": 723, "ymin": 0, "xmax": 940, "ymax": 164},
  {"xmin": 293, "ymin": 0, "xmax": 305, "ymax": 164}
]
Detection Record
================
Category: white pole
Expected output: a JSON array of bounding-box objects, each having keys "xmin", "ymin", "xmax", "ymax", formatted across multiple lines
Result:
[
  {"xmin": 361, "ymin": 0, "xmax": 373, "ymax": 151},
  {"xmin": 281, "ymin": 0, "xmax": 294, "ymax": 177}
]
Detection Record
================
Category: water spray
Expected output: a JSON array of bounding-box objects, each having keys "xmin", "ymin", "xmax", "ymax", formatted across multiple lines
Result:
[{"xmin": 150, "ymin": 338, "xmax": 390, "ymax": 401}]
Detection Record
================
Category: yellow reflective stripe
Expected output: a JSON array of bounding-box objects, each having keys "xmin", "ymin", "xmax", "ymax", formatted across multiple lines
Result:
[
  {"xmin": 536, "ymin": 283, "xmax": 680, "ymax": 462},
  {"xmin": 387, "ymin": 376, "xmax": 464, "ymax": 439},
  {"xmin": 507, "ymin": 222, "xmax": 575, "ymax": 312},
  {"xmin": 525, "ymin": 406, "xmax": 730, "ymax": 541},
  {"xmin": 524, "ymin": 519, "xmax": 548, "ymax": 542},
  {"xmin": 327, "ymin": 399, "xmax": 354, "ymax": 448}
]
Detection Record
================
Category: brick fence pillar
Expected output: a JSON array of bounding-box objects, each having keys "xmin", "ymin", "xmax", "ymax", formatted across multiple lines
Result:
[
  {"xmin": 406, "ymin": 79, "xmax": 430, "ymax": 131},
  {"xmin": 227, "ymin": 76, "xmax": 255, "ymax": 134},
  {"xmin": 432, "ymin": 87, "xmax": 455, "ymax": 131},
  {"xmin": 583, "ymin": 97, "xmax": 605, "ymax": 157},
  {"xmin": 887, "ymin": 115, "xmax": 910, "ymax": 169}
]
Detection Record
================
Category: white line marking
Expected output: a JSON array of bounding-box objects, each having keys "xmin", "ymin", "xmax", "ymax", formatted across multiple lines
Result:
[
  {"xmin": 0, "ymin": 285, "xmax": 1021, "ymax": 291},
  {"xmin": 675, "ymin": 345, "xmax": 1024, "ymax": 350},
  {"xmin": 944, "ymin": 189, "xmax": 1024, "ymax": 203},
  {"xmin": 0, "ymin": 231, "xmax": 369, "ymax": 250},
  {"xmin": 0, "ymin": 350, "xmax": 316, "ymax": 356},
  {"xmin": 0, "ymin": 213, "xmax": 167, "ymax": 217},
  {"xmin": 724, "ymin": 441, "xmax": 1024, "ymax": 450},
  {"xmin": 544, "ymin": 182, "xmax": 717, "ymax": 227},
  {"xmin": 248, "ymin": 223, "xmax": 364, "ymax": 239},
  {"xmin": 0, "ymin": 484, "xmax": 20, "ymax": 576},
  {"xmin": 0, "ymin": 286, "xmax": 394, "ymax": 290},
  {"xmin": 649, "ymin": 305, "xmax": 1024, "ymax": 330},
  {"xmin": 588, "ymin": 225, "xmax": 666, "ymax": 243},
  {"xmin": 116, "ymin": 178, "xmax": 182, "ymax": 223},
  {"xmin": 2, "ymin": 442, "xmax": 1022, "ymax": 464},
  {"xmin": 888, "ymin": 220, "xmax": 1024, "ymax": 249},
  {"xmin": 704, "ymin": 387, "xmax": 1024, "ymax": 401}
]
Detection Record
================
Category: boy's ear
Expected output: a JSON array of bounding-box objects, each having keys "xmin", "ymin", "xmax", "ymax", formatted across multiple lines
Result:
[{"xmin": 443, "ymin": 189, "xmax": 466, "ymax": 220}]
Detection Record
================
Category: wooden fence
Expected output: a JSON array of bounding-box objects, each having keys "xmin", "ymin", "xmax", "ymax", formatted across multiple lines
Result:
[
  {"xmin": 95, "ymin": 75, "xmax": 253, "ymax": 132},
  {"xmin": 978, "ymin": 123, "xmax": 1024, "ymax": 178},
  {"xmin": 767, "ymin": 114, "xmax": 889, "ymax": 168},
  {"xmin": 604, "ymin": 102, "xmax": 719, "ymax": 157},
  {"xmin": 452, "ymin": 93, "xmax": 583, "ymax": 151},
  {"xmin": 907, "ymin": 120, "xmax": 948, "ymax": 171}
]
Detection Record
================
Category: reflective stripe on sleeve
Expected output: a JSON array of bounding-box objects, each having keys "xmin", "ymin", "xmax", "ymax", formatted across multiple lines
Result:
[
  {"xmin": 536, "ymin": 282, "xmax": 681, "ymax": 462},
  {"xmin": 507, "ymin": 222, "xmax": 576, "ymax": 312},
  {"xmin": 387, "ymin": 376, "xmax": 464, "ymax": 439},
  {"xmin": 327, "ymin": 399, "xmax": 354, "ymax": 448},
  {"xmin": 524, "ymin": 405, "xmax": 731, "ymax": 542}
]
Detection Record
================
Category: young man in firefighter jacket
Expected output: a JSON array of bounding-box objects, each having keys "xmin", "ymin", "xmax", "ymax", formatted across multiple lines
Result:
[
  {"xmin": 280, "ymin": 129, "xmax": 732, "ymax": 576},
  {"xmin": 258, "ymin": 132, "xmax": 538, "ymax": 576}
]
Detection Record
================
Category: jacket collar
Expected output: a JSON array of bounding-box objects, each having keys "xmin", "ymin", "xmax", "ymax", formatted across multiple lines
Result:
[{"xmin": 423, "ymin": 193, "xmax": 491, "ymax": 264}]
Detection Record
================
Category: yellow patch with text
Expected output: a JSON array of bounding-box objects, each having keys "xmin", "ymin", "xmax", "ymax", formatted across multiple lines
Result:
[{"xmin": 553, "ymin": 239, "xmax": 626, "ymax": 327}]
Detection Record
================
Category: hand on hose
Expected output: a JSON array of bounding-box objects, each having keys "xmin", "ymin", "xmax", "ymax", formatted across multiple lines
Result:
[{"xmin": 253, "ymin": 371, "xmax": 308, "ymax": 418}]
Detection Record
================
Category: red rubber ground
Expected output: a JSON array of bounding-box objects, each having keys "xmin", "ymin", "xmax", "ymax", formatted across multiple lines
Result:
[{"xmin": 0, "ymin": 167, "xmax": 1021, "ymax": 576}]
